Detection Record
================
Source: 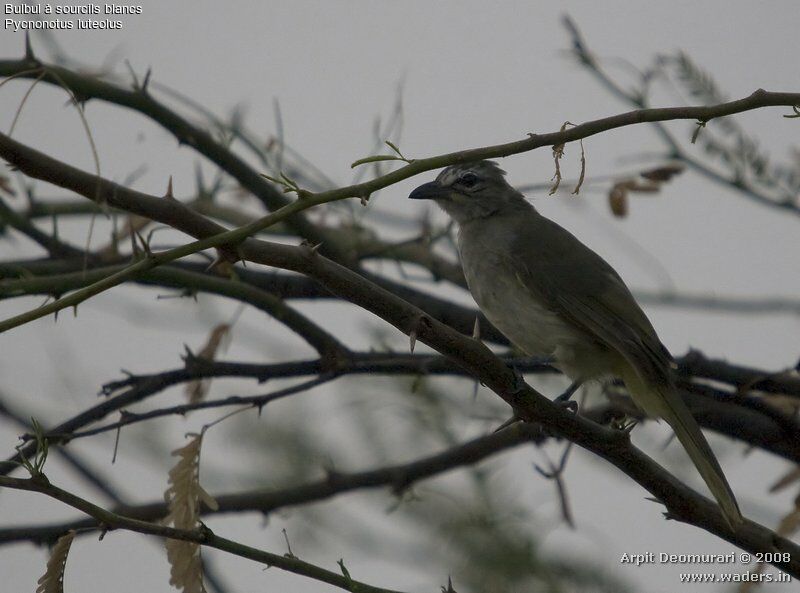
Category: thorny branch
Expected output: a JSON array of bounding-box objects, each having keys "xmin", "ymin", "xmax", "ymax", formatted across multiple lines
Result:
[
  {"xmin": 0, "ymin": 423, "xmax": 546, "ymax": 546},
  {"xmin": 0, "ymin": 474, "xmax": 406, "ymax": 593},
  {"xmin": 1, "ymin": 43, "xmax": 799, "ymax": 585}
]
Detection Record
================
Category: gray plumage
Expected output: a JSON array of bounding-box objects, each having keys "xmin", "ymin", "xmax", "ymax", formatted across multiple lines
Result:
[{"xmin": 409, "ymin": 160, "xmax": 742, "ymax": 527}]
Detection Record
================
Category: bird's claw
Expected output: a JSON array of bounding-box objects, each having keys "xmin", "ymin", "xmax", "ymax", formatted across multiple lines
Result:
[
  {"xmin": 556, "ymin": 399, "xmax": 579, "ymax": 413},
  {"xmin": 612, "ymin": 418, "xmax": 639, "ymax": 435},
  {"xmin": 553, "ymin": 381, "xmax": 581, "ymax": 413}
]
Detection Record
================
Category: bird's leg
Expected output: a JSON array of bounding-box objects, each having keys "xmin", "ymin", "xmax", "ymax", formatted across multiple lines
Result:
[
  {"xmin": 555, "ymin": 381, "xmax": 581, "ymax": 403},
  {"xmin": 494, "ymin": 359, "xmax": 544, "ymax": 431},
  {"xmin": 554, "ymin": 381, "xmax": 581, "ymax": 413}
]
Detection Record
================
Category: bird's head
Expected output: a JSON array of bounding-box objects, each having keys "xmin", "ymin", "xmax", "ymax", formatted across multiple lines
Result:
[{"xmin": 408, "ymin": 160, "xmax": 528, "ymax": 223}]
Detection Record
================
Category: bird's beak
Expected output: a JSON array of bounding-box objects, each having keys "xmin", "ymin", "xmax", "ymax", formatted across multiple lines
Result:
[{"xmin": 408, "ymin": 181, "xmax": 448, "ymax": 201}]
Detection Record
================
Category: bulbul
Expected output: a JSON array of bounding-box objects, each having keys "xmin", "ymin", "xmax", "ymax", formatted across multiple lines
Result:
[{"xmin": 409, "ymin": 160, "xmax": 742, "ymax": 527}]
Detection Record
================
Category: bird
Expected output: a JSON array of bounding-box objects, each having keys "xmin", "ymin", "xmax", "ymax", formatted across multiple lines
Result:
[{"xmin": 408, "ymin": 160, "xmax": 742, "ymax": 528}]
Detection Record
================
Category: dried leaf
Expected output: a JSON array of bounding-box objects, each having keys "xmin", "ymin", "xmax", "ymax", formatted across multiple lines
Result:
[
  {"xmin": 549, "ymin": 143, "xmax": 565, "ymax": 195},
  {"xmin": 617, "ymin": 179, "xmax": 660, "ymax": 193},
  {"xmin": 549, "ymin": 121, "xmax": 573, "ymax": 195},
  {"xmin": 36, "ymin": 531, "xmax": 75, "ymax": 593},
  {"xmin": 165, "ymin": 435, "xmax": 203, "ymax": 527},
  {"xmin": 571, "ymin": 138, "xmax": 586, "ymax": 195},
  {"xmin": 185, "ymin": 324, "xmax": 231, "ymax": 403},
  {"xmin": 198, "ymin": 485, "xmax": 220, "ymax": 512},
  {"xmin": 165, "ymin": 539, "xmax": 206, "ymax": 593},
  {"xmin": 608, "ymin": 183, "xmax": 628, "ymax": 217},
  {"xmin": 640, "ymin": 164, "xmax": 685, "ymax": 182},
  {"xmin": 197, "ymin": 324, "xmax": 231, "ymax": 361},
  {"xmin": 163, "ymin": 435, "xmax": 215, "ymax": 593},
  {"xmin": 98, "ymin": 214, "xmax": 151, "ymax": 258}
]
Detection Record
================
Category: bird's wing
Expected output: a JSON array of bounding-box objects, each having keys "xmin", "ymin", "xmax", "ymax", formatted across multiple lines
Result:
[
  {"xmin": 509, "ymin": 214, "xmax": 742, "ymax": 526},
  {"xmin": 509, "ymin": 214, "xmax": 673, "ymax": 386}
]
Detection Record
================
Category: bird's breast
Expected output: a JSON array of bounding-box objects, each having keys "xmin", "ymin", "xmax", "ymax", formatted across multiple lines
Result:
[
  {"xmin": 457, "ymin": 221, "xmax": 615, "ymax": 381},
  {"xmin": 458, "ymin": 228, "xmax": 570, "ymax": 357}
]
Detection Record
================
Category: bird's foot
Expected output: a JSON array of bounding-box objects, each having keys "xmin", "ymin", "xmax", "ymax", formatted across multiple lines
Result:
[
  {"xmin": 613, "ymin": 418, "xmax": 639, "ymax": 435},
  {"xmin": 556, "ymin": 399, "xmax": 579, "ymax": 414},
  {"xmin": 554, "ymin": 381, "xmax": 580, "ymax": 402},
  {"xmin": 553, "ymin": 381, "xmax": 581, "ymax": 413}
]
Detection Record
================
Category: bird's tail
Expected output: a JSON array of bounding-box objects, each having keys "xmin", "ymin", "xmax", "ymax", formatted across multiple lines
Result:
[{"xmin": 620, "ymin": 365, "xmax": 742, "ymax": 529}]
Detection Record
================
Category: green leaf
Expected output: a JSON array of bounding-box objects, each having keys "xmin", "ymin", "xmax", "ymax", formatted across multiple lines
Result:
[{"xmin": 350, "ymin": 155, "xmax": 402, "ymax": 168}]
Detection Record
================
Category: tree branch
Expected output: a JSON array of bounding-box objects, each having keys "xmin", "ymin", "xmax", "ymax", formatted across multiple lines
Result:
[
  {"xmin": 0, "ymin": 474, "xmax": 406, "ymax": 593},
  {"xmin": 562, "ymin": 15, "xmax": 800, "ymax": 217},
  {"xmin": 0, "ymin": 423, "xmax": 544, "ymax": 546},
  {"xmin": 0, "ymin": 58, "xmax": 340, "ymax": 255},
  {"xmin": 2, "ymin": 76, "xmax": 800, "ymax": 572}
]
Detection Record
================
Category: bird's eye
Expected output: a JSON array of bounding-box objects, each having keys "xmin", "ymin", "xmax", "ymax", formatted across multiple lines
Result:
[{"xmin": 459, "ymin": 173, "xmax": 478, "ymax": 188}]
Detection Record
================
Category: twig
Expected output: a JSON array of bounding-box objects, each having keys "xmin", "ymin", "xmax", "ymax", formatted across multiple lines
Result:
[
  {"xmin": 0, "ymin": 474, "xmax": 406, "ymax": 593},
  {"xmin": 0, "ymin": 423, "xmax": 546, "ymax": 545}
]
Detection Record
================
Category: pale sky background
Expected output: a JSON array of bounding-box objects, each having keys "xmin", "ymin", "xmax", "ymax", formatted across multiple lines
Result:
[{"xmin": 0, "ymin": 1, "xmax": 799, "ymax": 592}]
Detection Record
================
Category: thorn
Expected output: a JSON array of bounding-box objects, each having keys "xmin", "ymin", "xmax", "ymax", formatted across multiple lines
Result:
[
  {"xmin": 112, "ymin": 424, "xmax": 121, "ymax": 464},
  {"xmin": 359, "ymin": 192, "xmax": 370, "ymax": 207},
  {"xmin": 281, "ymin": 528, "xmax": 296, "ymax": 559},
  {"xmin": 164, "ymin": 175, "xmax": 175, "ymax": 199},
  {"xmin": 441, "ymin": 575, "xmax": 457, "ymax": 593},
  {"xmin": 472, "ymin": 317, "xmax": 480, "ymax": 340},
  {"xmin": 141, "ymin": 67, "xmax": 152, "ymax": 94},
  {"xmin": 337, "ymin": 559, "xmax": 352, "ymax": 582},
  {"xmin": 408, "ymin": 315, "xmax": 431, "ymax": 355},
  {"xmin": 129, "ymin": 227, "xmax": 139, "ymax": 256},
  {"xmin": 494, "ymin": 415, "xmax": 521, "ymax": 433},
  {"xmin": 134, "ymin": 231, "xmax": 151, "ymax": 256},
  {"xmin": 236, "ymin": 246, "xmax": 248, "ymax": 267},
  {"xmin": 124, "ymin": 59, "xmax": 139, "ymax": 90},
  {"xmin": 205, "ymin": 253, "xmax": 226, "ymax": 272},
  {"xmin": 24, "ymin": 32, "xmax": 35, "ymax": 61},
  {"xmin": 194, "ymin": 162, "xmax": 207, "ymax": 198},
  {"xmin": 182, "ymin": 345, "xmax": 196, "ymax": 364},
  {"xmin": 300, "ymin": 239, "xmax": 323, "ymax": 258}
]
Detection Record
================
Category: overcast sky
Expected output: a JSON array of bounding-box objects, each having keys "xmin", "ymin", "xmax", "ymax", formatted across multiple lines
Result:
[{"xmin": 1, "ymin": 2, "xmax": 799, "ymax": 592}]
